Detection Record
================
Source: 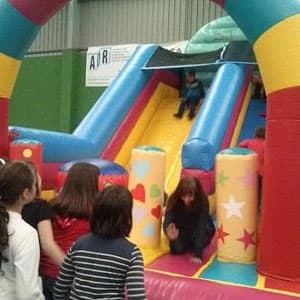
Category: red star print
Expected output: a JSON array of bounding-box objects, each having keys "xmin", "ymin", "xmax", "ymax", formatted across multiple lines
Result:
[
  {"xmin": 236, "ymin": 228, "xmax": 256, "ymax": 250},
  {"xmin": 217, "ymin": 224, "xmax": 230, "ymax": 244}
]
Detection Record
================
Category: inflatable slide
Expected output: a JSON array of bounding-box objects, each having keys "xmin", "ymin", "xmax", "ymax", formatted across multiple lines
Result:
[{"xmin": 10, "ymin": 44, "xmax": 254, "ymax": 194}]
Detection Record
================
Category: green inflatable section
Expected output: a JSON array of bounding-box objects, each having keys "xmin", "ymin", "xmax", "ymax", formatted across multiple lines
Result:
[
  {"xmin": 184, "ymin": 16, "xmax": 247, "ymax": 86},
  {"xmin": 185, "ymin": 16, "xmax": 247, "ymax": 54}
]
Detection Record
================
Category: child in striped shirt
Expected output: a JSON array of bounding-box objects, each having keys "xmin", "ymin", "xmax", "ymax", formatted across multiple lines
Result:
[{"xmin": 54, "ymin": 185, "xmax": 146, "ymax": 300}]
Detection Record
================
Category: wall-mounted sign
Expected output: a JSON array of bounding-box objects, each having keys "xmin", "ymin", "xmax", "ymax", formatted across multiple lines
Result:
[{"xmin": 86, "ymin": 44, "xmax": 137, "ymax": 87}]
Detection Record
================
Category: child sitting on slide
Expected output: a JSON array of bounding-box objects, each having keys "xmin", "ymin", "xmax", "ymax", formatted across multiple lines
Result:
[{"xmin": 174, "ymin": 70, "xmax": 205, "ymax": 119}]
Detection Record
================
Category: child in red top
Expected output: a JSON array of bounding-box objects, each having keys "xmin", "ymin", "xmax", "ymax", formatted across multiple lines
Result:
[
  {"xmin": 40, "ymin": 162, "xmax": 99, "ymax": 300},
  {"xmin": 238, "ymin": 127, "xmax": 265, "ymax": 176}
]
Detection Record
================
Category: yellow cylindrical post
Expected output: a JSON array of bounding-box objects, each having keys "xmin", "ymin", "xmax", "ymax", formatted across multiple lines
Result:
[
  {"xmin": 216, "ymin": 147, "xmax": 258, "ymax": 263},
  {"xmin": 129, "ymin": 146, "xmax": 166, "ymax": 249}
]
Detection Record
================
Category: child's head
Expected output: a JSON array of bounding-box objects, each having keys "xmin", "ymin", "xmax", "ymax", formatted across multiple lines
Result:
[
  {"xmin": 167, "ymin": 176, "xmax": 208, "ymax": 213},
  {"xmin": 90, "ymin": 185, "xmax": 133, "ymax": 238},
  {"xmin": 186, "ymin": 70, "xmax": 196, "ymax": 82},
  {"xmin": 252, "ymin": 73, "xmax": 262, "ymax": 84},
  {"xmin": 52, "ymin": 162, "xmax": 99, "ymax": 218},
  {"xmin": 0, "ymin": 160, "xmax": 36, "ymax": 207},
  {"xmin": 255, "ymin": 127, "xmax": 265, "ymax": 139}
]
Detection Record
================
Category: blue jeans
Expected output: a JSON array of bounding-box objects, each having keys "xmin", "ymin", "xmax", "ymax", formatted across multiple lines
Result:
[{"xmin": 176, "ymin": 95, "xmax": 200, "ymax": 117}]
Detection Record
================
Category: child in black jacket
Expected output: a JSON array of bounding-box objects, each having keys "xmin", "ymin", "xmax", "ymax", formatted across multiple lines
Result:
[{"xmin": 163, "ymin": 176, "xmax": 215, "ymax": 263}]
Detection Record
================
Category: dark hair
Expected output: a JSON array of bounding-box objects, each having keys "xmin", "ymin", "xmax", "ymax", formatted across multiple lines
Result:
[
  {"xmin": 166, "ymin": 176, "xmax": 209, "ymax": 214},
  {"xmin": 187, "ymin": 69, "xmax": 196, "ymax": 77},
  {"xmin": 0, "ymin": 160, "xmax": 10, "ymax": 270},
  {"xmin": 22, "ymin": 160, "xmax": 41, "ymax": 196},
  {"xmin": 0, "ymin": 204, "xmax": 9, "ymax": 272},
  {"xmin": 255, "ymin": 127, "xmax": 265, "ymax": 139},
  {"xmin": 90, "ymin": 185, "xmax": 133, "ymax": 238},
  {"xmin": 51, "ymin": 162, "xmax": 99, "ymax": 219},
  {"xmin": 0, "ymin": 161, "xmax": 35, "ymax": 206},
  {"xmin": 0, "ymin": 161, "xmax": 35, "ymax": 269}
]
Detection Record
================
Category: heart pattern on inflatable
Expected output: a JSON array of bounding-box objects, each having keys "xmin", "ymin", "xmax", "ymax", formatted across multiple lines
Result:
[
  {"xmin": 131, "ymin": 183, "xmax": 145, "ymax": 202},
  {"xmin": 151, "ymin": 205, "xmax": 161, "ymax": 219},
  {"xmin": 132, "ymin": 206, "xmax": 147, "ymax": 223},
  {"xmin": 132, "ymin": 160, "xmax": 150, "ymax": 179},
  {"xmin": 142, "ymin": 222, "xmax": 155, "ymax": 237},
  {"xmin": 150, "ymin": 184, "xmax": 161, "ymax": 197}
]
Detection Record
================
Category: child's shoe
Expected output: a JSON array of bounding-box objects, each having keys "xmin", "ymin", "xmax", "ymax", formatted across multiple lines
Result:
[{"xmin": 173, "ymin": 113, "xmax": 182, "ymax": 118}]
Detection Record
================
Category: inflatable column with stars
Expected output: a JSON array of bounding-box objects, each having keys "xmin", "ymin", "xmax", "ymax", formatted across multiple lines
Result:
[
  {"xmin": 128, "ymin": 146, "xmax": 166, "ymax": 249},
  {"xmin": 216, "ymin": 148, "xmax": 258, "ymax": 262}
]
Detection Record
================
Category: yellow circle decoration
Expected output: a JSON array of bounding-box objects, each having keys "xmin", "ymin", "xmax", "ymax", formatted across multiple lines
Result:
[{"xmin": 23, "ymin": 148, "xmax": 32, "ymax": 158}]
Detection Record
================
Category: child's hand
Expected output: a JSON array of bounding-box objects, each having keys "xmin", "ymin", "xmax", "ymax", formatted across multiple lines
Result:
[
  {"xmin": 166, "ymin": 223, "xmax": 179, "ymax": 241},
  {"xmin": 189, "ymin": 256, "xmax": 202, "ymax": 264}
]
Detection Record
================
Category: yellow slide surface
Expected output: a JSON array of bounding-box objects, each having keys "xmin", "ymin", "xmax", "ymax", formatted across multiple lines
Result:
[{"xmin": 115, "ymin": 82, "xmax": 195, "ymax": 195}]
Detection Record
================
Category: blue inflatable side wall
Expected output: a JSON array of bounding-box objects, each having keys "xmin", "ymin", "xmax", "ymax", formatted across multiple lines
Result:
[
  {"xmin": 9, "ymin": 127, "xmax": 98, "ymax": 162},
  {"xmin": 182, "ymin": 63, "xmax": 247, "ymax": 170},
  {"xmin": 73, "ymin": 44, "xmax": 157, "ymax": 147},
  {"xmin": 10, "ymin": 44, "xmax": 157, "ymax": 162}
]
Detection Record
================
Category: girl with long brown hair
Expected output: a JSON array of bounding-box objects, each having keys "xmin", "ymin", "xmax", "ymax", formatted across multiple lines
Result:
[
  {"xmin": 163, "ymin": 176, "xmax": 215, "ymax": 263},
  {"xmin": 40, "ymin": 162, "xmax": 99, "ymax": 300}
]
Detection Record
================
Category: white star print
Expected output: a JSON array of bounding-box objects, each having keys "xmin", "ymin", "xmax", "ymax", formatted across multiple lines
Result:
[{"xmin": 221, "ymin": 195, "xmax": 245, "ymax": 220}]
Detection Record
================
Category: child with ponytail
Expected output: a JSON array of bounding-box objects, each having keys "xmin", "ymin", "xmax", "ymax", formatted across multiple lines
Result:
[{"xmin": 0, "ymin": 161, "xmax": 44, "ymax": 299}]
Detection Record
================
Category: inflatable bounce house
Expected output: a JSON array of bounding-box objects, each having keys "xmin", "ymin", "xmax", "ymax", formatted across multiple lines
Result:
[{"xmin": 0, "ymin": 0, "xmax": 299, "ymax": 298}]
